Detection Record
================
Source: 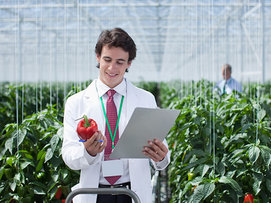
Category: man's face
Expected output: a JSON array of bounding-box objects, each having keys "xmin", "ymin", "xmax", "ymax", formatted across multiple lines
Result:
[
  {"xmin": 222, "ymin": 67, "xmax": 231, "ymax": 80},
  {"xmin": 96, "ymin": 45, "xmax": 131, "ymax": 88}
]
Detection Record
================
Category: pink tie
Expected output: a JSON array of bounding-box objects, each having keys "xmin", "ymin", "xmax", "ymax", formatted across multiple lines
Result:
[{"xmin": 104, "ymin": 89, "xmax": 121, "ymax": 185}]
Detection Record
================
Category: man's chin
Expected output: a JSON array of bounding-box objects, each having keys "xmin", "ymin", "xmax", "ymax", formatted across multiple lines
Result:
[{"xmin": 106, "ymin": 79, "xmax": 122, "ymax": 88}]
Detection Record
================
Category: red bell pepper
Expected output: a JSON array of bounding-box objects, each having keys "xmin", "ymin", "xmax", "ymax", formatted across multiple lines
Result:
[
  {"xmin": 55, "ymin": 187, "xmax": 62, "ymax": 199},
  {"xmin": 76, "ymin": 115, "xmax": 98, "ymax": 141},
  {"xmin": 243, "ymin": 193, "xmax": 254, "ymax": 203}
]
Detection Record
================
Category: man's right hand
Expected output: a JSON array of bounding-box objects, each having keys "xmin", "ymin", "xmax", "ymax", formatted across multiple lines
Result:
[{"xmin": 83, "ymin": 131, "xmax": 107, "ymax": 156}]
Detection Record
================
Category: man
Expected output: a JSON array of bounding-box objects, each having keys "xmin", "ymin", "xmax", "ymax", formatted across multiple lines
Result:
[
  {"xmin": 215, "ymin": 64, "xmax": 242, "ymax": 95},
  {"xmin": 62, "ymin": 28, "xmax": 170, "ymax": 203}
]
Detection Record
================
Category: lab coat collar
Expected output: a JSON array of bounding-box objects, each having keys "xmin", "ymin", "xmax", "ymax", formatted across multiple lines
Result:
[{"xmin": 84, "ymin": 80, "xmax": 99, "ymax": 100}]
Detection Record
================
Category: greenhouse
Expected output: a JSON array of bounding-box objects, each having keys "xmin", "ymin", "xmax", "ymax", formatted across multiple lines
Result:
[{"xmin": 0, "ymin": 0, "xmax": 271, "ymax": 202}]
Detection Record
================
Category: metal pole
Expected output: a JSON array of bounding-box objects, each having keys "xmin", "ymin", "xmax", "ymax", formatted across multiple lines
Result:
[
  {"xmin": 226, "ymin": 17, "xmax": 229, "ymax": 63},
  {"xmin": 65, "ymin": 188, "xmax": 141, "ymax": 203},
  {"xmin": 261, "ymin": 0, "xmax": 266, "ymax": 83}
]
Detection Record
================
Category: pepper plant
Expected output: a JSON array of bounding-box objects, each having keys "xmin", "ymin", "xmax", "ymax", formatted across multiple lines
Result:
[
  {"xmin": 0, "ymin": 81, "xmax": 91, "ymax": 133},
  {"xmin": 165, "ymin": 80, "xmax": 271, "ymax": 202},
  {"xmin": 0, "ymin": 105, "xmax": 79, "ymax": 202}
]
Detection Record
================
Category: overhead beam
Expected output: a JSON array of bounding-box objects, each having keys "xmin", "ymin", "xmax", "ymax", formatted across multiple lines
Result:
[{"xmin": 0, "ymin": 2, "xmax": 269, "ymax": 9}]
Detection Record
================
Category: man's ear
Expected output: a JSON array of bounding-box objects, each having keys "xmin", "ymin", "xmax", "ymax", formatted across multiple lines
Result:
[
  {"xmin": 127, "ymin": 60, "xmax": 132, "ymax": 67},
  {"xmin": 96, "ymin": 54, "xmax": 100, "ymax": 62},
  {"xmin": 126, "ymin": 61, "xmax": 132, "ymax": 72}
]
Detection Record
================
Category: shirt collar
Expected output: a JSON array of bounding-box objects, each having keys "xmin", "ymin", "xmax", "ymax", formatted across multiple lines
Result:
[{"xmin": 96, "ymin": 78, "xmax": 126, "ymax": 97}]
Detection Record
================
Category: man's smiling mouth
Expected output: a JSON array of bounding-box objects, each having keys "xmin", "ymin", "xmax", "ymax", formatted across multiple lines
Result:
[{"xmin": 107, "ymin": 73, "xmax": 118, "ymax": 77}]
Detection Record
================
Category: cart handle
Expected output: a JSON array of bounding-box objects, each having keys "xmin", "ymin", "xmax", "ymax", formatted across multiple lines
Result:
[{"xmin": 65, "ymin": 187, "xmax": 141, "ymax": 203}]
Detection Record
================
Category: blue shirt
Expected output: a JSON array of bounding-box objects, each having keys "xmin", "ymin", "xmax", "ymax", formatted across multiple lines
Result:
[{"xmin": 216, "ymin": 77, "xmax": 242, "ymax": 95}]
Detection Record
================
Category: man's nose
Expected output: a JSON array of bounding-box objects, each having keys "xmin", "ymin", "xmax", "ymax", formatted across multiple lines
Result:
[{"xmin": 108, "ymin": 62, "xmax": 117, "ymax": 70}]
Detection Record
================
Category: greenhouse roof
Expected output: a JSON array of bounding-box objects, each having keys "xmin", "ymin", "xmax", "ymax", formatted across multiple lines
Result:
[{"xmin": 1, "ymin": 0, "xmax": 271, "ymax": 82}]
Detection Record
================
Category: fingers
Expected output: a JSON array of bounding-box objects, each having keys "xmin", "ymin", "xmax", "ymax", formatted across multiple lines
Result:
[
  {"xmin": 142, "ymin": 139, "xmax": 168, "ymax": 162},
  {"xmin": 142, "ymin": 147, "xmax": 160, "ymax": 162},
  {"xmin": 152, "ymin": 139, "xmax": 168, "ymax": 154},
  {"xmin": 96, "ymin": 131, "xmax": 107, "ymax": 153},
  {"xmin": 83, "ymin": 131, "xmax": 107, "ymax": 156}
]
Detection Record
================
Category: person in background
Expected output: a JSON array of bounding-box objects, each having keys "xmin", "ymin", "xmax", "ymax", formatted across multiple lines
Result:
[
  {"xmin": 215, "ymin": 64, "xmax": 242, "ymax": 95},
  {"xmin": 61, "ymin": 27, "xmax": 170, "ymax": 203}
]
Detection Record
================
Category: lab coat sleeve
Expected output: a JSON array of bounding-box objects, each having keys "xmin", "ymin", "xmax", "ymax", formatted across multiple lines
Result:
[{"xmin": 61, "ymin": 96, "xmax": 102, "ymax": 171}]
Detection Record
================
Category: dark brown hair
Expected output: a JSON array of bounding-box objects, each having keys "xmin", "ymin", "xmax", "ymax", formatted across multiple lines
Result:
[
  {"xmin": 222, "ymin": 64, "xmax": 232, "ymax": 73},
  {"xmin": 95, "ymin": 28, "xmax": 137, "ymax": 62}
]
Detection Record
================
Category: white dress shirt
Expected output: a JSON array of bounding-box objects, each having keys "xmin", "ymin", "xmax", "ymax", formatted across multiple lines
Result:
[{"xmin": 96, "ymin": 78, "xmax": 130, "ymax": 185}]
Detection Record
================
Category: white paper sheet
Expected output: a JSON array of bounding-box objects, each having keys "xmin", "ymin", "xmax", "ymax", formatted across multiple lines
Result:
[{"xmin": 102, "ymin": 160, "xmax": 124, "ymax": 177}]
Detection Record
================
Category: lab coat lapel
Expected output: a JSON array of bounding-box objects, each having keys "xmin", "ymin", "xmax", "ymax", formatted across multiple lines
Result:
[
  {"xmin": 126, "ymin": 81, "xmax": 138, "ymax": 122},
  {"xmin": 83, "ymin": 80, "xmax": 105, "ymax": 134}
]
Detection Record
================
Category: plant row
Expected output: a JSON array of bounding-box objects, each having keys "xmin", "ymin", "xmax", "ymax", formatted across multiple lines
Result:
[
  {"xmin": 0, "ymin": 80, "xmax": 271, "ymax": 202},
  {"xmin": 165, "ymin": 80, "xmax": 271, "ymax": 202}
]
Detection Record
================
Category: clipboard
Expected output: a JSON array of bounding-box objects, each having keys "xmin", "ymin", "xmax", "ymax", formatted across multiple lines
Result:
[{"xmin": 110, "ymin": 107, "xmax": 180, "ymax": 159}]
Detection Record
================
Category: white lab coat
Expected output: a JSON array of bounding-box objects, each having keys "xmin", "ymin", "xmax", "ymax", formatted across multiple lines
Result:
[{"xmin": 62, "ymin": 79, "xmax": 170, "ymax": 203}]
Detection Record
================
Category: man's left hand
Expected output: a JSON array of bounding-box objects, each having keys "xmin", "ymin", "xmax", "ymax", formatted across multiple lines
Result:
[{"xmin": 142, "ymin": 138, "xmax": 168, "ymax": 162}]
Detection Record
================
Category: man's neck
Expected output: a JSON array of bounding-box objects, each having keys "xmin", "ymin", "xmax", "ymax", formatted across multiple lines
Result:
[{"xmin": 225, "ymin": 77, "xmax": 231, "ymax": 82}]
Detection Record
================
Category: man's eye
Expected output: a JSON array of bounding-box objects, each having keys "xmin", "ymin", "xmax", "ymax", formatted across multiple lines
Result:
[
  {"xmin": 104, "ymin": 58, "xmax": 111, "ymax": 62},
  {"xmin": 117, "ymin": 61, "xmax": 124, "ymax": 65}
]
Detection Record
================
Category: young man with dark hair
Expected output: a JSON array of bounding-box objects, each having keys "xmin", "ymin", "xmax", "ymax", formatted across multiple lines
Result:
[{"xmin": 62, "ymin": 28, "xmax": 170, "ymax": 203}]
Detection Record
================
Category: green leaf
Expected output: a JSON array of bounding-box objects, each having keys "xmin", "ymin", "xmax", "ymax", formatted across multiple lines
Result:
[
  {"xmin": 228, "ymin": 133, "xmax": 247, "ymax": 144},
  {"xmin": 33, "ymin": 187, "xmax": 46, "ymax": 195},
  {"xmin": 257, "ymin": 109, "xmax": 266, "ymax": 122},
  {"xmin": 226, "ymin": 113, "xmax": 238, "ymax": 127},
  {"xmin": 202, "ymin": 183, "xmax": 215, "ymax": 200},
  {"xmin": 52, "ymin": 172, "xmax": 59, "ymax": 182},
  {"xmin": 0, "ymin": 166, "xmax": 4, "ymax": 180},
  {"xmin": 266, "ymin": 178, "xmax": 271, "ymax": 193},
  {"xmin": 180, "ymin": 182, "xmax": 192, "ymax": 199},
  {"xmin": 241, "ymin": 123, "xmax": 251, "ymax": 133},
  {"xmin": 14, "ymin": 173, "xmax": 21, "ymax": 182},
  {"xmin": 20, "ymin": 161, "xmax": 32, "ymax": 170},
  {"xmin": 57, "ymin": 127, "xmax": 64, "ymax": 138},
  {"xmin": 218, "ymin": 176, "xmax": 242, "ymax": 195},
  {"xmin": 0, "ymin": 183, "xmax": 4, "ymax": 193},
  {"xmin": 37, "ymin": 150, "xmax": 45, "ymax": 161},
  {"xmin": 253, "ymin": 173, "xmax": 262, "ymax": 195},
  {"xmin": 189, "ymin": 184, "xmax": 205, "ymax": 203},
  {"xmin": 182, "ymin": 157, "xmax": 209, "ymax": 171},
  {"xmin": 5, "ymin": 137, "xmax": 13, "ymax": 154},
  {"xmin": 45, "ymin": 148, "xmax": 53, "ymax": 163},
  {"xmin": 50, "ymin": 134, "xmax": 60, "ymax": 152},
  {"xmin": 216, "ymin": 162, "xmax": 225, "ymax": 176},
  {"xmin": 201, "ymin": 165, "xmax": 210, "ymax": 177},
  {"xmin": 189, "ymin": 182, "xmax": 215, "ymax": 203},
  {"xmin": 19, "ymin": 150, "xmax": 34, "ymax": 160},
  {"xmin": 9, "ymin": 180, "xmax": 16, "ymax": 191},
  {"xmin": 36, "ymin": 152, "xmax": 45, "ymax": 172},
  {"xmin": 248, "ymin": 145, "xmax": 260, "ymax": 164},
  {"xmin": 31, "ymin": 182, "xmax": 46, "ymax": 195},
  {"xmin": 260, "ymin": 147, "xmax": 271, "ymax": 169},
  {"xmin": 17, "ymin": 128, "xmax": 27, "ymax": 147},
  {"xmin": 61, "ymin": 169, "xmax": 69, "ymax": 180}
]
